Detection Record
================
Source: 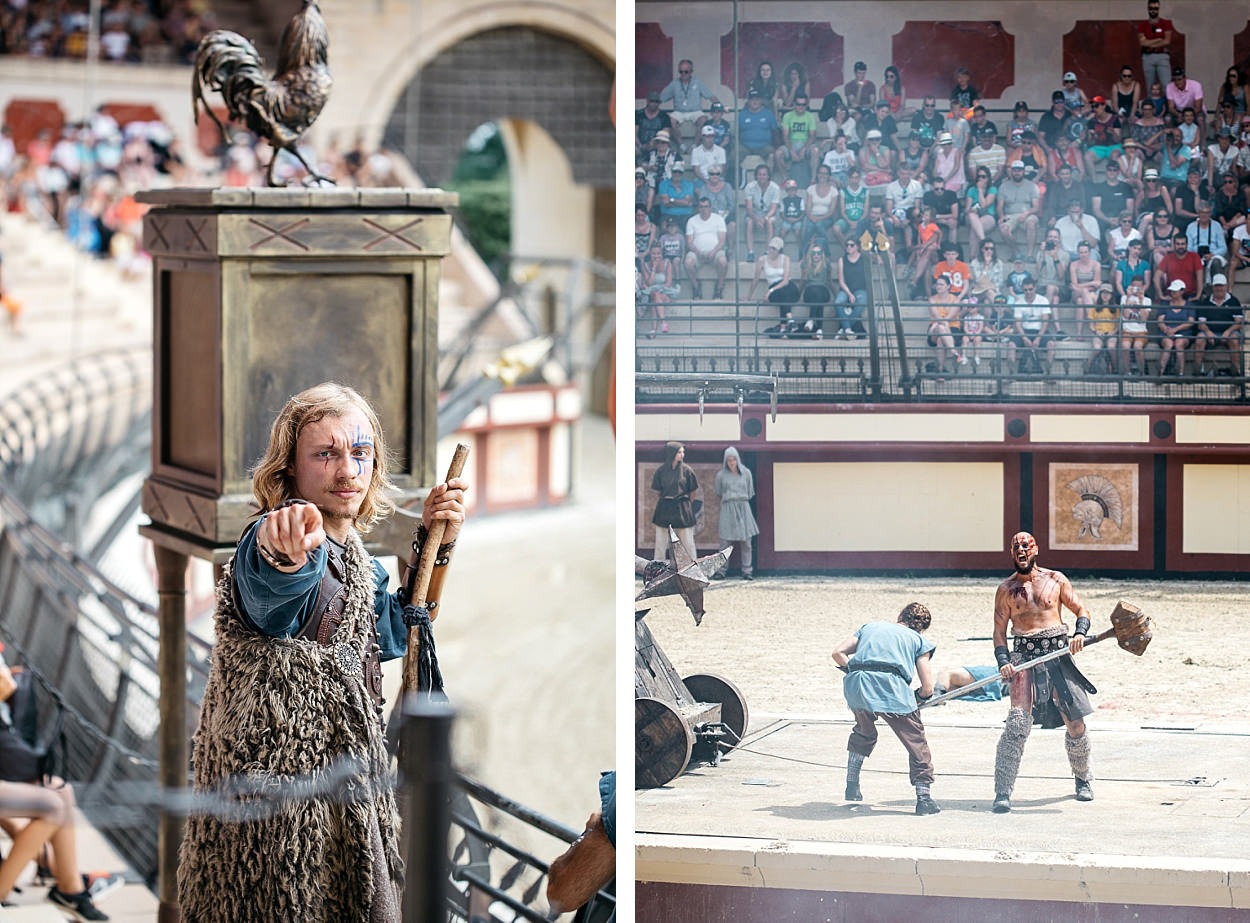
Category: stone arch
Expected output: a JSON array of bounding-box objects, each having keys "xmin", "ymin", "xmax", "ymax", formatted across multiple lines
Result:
[{"xmin": 381, "ymin": 26, "xmax": 613, "ymax": 188}]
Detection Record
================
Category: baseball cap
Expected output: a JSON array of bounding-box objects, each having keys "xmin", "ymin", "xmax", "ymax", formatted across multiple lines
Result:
[
  {"xmin": 1091, "ymin": 95, "xmax": 1107, "ymax": 104},
  {"xmin": 1052, "ymin": 90, "xmax": 1066, "ymax": 102},
  {"xmin": 1106, "ymin": 160, "xmax": 1120, "ymax": 170},
  {"xmin": 1014, "ymin": 101, "xmax": 1029, "ymax": 111},
  {"xmin": 1213, "ymin": 274, "xmax": 1229, "ymax": 286},
  {"xmin": 937, "ymin": 130, "xmax": 953, "ymax": 144},
  {"xmin": 710, "ymin": 100, "xmax": 725, "ymax": 111},
  {"xmin": 865, "ymin": 129, "xmax": 882, "ymax": 140},
  {"xmin": 1009, "ymin": 160, "xmax": 1025, "ymax": 169},
  {"xmin": 1144, "ymin": 168, "xmax": 1160, "ymax": 179},
  {"xmin": 1063, "ymin": 71, "xmax": 1077, "ymax": 82},
  {"xmin": 634, "ymin": 167, "xmax": 646, "ymax": 177},
  {"xmin": 1123, "ymin": 138, "xmax": 1140, "ymax": 148},
  {"xmin": 1173, "ymin": 66, "xmax": 1186, "ymax": 76},
  {"xmin": 876, "ymin": 99, "xmax": 890, "ymax": 109},
  {"xmin": 979, "ymin": 125, "xmax": 996, "ymax": 137},
  {"xmin": 701, "ymin": 125, "xmax": 716, "ymax": 135},
  {"xmin": 671, "ymin": 161, "xmax": 685, "ymax": 172},
  {"xmin": 654, "ymin": 130, "xmax": 671, "ymax": 142},
  {"xmin": 747, "ymin": 88, "xmax": 761, "ymax": 98},
  {"xmin": 647, "ymin": 91, "xmax": 661, "ymax": 102},
  {"xmin": 1168, "ymin": 279, "xmax": 1187, "ymax": 292},
  {"xmin": 768, "ymin": 236, "xmax": 785, "ymax": 250},
  {"xmin": 784, "ymin": 178, "xmax": 797, "ymax": 188},
  {"xmin": 1099, "ymin": 282, "xmax": 1114, "ymax": 293}
]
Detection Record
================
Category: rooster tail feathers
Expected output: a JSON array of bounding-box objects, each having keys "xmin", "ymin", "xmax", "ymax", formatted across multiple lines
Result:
[
  {"xmin": 276, "ymin": 0, "xmax": 328, "ymax": 74},
  {"xmin": 192, "ymin": 30, "xmax": 268, "ymax": 133}
]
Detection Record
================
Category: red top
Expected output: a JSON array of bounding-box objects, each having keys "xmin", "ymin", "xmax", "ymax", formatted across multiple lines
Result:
[{"xmin": 1137, "ymin": 17, "xmax": 1173, "ymax": 53}]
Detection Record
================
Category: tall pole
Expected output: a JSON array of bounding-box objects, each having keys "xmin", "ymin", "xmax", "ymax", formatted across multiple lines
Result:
[
  {"xmin": 154, "ymin": 546, "xmax": 188, "ymax": 923},
  {"xmin": 401, "ymin": 697, "xmax": 455, "ymax": 923}
]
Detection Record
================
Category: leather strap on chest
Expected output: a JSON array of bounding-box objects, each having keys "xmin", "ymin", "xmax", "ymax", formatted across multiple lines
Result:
[{"xmin": 296, "ymin": 542, "xmax": 384, "ymax": 709}]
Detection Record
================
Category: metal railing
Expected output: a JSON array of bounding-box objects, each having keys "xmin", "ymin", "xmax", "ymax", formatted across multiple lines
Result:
[{"xmin": 636, "ymin": 257, "xmax": 1249, "ymax": 405}]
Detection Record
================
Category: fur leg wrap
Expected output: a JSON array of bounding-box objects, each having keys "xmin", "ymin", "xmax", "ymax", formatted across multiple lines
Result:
[
  {"xmin": 846, "ymin": 750, "xmax": 866, "ymax": 784},
  {"xmin": 1065, "ymin": 732, "xmax": 1092, "ymax": 782},
  {"xmin": 994, "ymin": 707, "xmax": 1032, "ymax": 795}
]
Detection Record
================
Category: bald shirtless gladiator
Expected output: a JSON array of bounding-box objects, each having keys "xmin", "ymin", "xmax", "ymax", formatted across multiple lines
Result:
[{"xmin": 991, "ymin": 531, "xmax": 1096, "ymax": 813}]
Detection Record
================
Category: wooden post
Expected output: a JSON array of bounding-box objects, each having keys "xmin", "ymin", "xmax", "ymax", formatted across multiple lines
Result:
[{"xmin": 154, "ymin": 545, "xmax": 187, "ymax": 923}]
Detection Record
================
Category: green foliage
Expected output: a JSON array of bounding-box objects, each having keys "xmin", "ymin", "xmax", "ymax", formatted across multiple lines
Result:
[{"xmin": 449, "ymin": 177, "xmax": 511, "ymax": 277}]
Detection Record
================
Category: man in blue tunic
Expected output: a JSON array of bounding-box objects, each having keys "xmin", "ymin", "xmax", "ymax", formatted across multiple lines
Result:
[{"xmin": 831, "ymin": 602, "xmax": 941, "ymax": 815}]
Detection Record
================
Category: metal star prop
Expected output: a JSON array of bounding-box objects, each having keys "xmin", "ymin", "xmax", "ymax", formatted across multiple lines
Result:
[{"xmin": 634, "ymin": 528, "xmax": 732, "ymax": 626}]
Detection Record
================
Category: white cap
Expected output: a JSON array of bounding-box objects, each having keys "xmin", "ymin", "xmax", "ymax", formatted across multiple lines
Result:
[
  {"xmin": 1168, "ymin": 279, "xmax": 1187, "ymax": 292},
  {"xmin": 1063, "ymin": 71, "xmax": 1077, "ymax": 82},
  {"xmin": 1213, "ymin": 273, "xmax": 1228, "ymax": 286},
  {"xmin": 937, "ymin": 131, "xmax": 953, "ymax": 143},
  {"xmin": 865, "ymin": 129, "xmax": 883, "ymax": 140},
  {"xmin": 1009, "ymin": 160, "xmax": 1026, "ymax": 169},
  {"xmin": 701, "ymin": 125, "xmax": 716, "ymax": 135}
]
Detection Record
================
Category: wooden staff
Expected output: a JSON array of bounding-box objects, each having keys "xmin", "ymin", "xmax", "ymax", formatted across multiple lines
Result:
[{"xmin": 400, "ymin": 443, "xmax": 470, "ymax": 695}]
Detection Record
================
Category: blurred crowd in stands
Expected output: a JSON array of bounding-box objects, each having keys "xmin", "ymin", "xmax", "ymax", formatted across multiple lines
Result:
[
  {"xmin": 0, "ymin": 108, "xmax": 402, "ymax": 280},
  {"xmin": 635, "ymin": 5, "xmax": 1250, "ymax": 374},
  {"xmin": 0, "ymin": 0, "xmax": 216, "ymax": 65}
]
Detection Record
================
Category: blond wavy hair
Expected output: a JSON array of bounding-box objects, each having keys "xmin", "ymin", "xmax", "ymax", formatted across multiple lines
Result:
[{"xmin": 251, "ymin": 382, "xmax": 396, "ymax": 533}]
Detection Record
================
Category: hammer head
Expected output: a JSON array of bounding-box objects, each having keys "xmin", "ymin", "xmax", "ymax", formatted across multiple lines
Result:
[{"xmin": 1110, "ymin": 600, "xmax": 1153, "ymax": 655}]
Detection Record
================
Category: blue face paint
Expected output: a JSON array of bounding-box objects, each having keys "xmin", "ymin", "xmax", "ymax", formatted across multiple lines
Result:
[{"xmin": 350, "ymin": 426, "xmax": 374, "ymax": 479}]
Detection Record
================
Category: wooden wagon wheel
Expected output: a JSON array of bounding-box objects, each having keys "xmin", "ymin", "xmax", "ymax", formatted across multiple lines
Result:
[
  {"xmin": 682, "ymin": 673, "xmax": 749, "ymax": 751},
  {"xmin": 635, "ymin": 696, "xmax": 694, "ymax": 789}
]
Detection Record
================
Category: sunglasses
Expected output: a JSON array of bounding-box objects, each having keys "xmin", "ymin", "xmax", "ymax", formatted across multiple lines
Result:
[
  {"xmin": 679, "ymin": 69, "xmax": 692, "ymax": 75},
  {"xmin": 846, "ymin": 242, "xmax": 859, "ymax": 248},
  {"xmin": 1122, "ymin": 72, "xmax": 1133, "ymax": 78}
]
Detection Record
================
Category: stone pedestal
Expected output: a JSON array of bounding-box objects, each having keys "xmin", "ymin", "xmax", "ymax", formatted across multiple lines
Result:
[{"xmin": 136, "ymin": 186, "xmax": 457, "ymax": 555}]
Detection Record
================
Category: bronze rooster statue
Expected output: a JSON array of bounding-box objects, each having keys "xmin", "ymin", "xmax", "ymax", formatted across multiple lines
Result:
[{"xmin": 192, "ymin": 0, "xmax": 333, "ymax": 186}]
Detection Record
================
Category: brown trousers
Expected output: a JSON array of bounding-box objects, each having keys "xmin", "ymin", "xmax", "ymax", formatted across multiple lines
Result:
[{"xmin": 848, "ymin": 709, "xmax": 934, "ymax": 785}]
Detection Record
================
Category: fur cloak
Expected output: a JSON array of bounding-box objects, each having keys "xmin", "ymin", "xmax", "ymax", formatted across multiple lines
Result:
[{"xmin": 178, "ymin": 531, "xmax": 402, "ymax": 922}]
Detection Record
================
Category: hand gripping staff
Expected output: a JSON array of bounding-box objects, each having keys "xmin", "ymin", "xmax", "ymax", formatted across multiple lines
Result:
[
  {"xmin": 918, "ymin": 601, "xmax": 1153, "ymax": 709},
  {"xmin": 400, "ymin": 444, "xmax": 470, "ymax": 699}
]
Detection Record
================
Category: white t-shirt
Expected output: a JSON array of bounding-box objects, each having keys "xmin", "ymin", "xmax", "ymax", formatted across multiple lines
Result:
[
  {"xmin": 686, "ymin": 212, "xmax": 727, "ymax": 254},
  {"xmin": 689, "ymin": 143, "xmax": 726, "ymax": 181}
]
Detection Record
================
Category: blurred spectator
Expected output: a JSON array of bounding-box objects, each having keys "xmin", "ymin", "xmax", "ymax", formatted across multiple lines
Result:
[
  {"xmin": 635, "ymin": 91, "xmax": 672, "ymax": 160},
  {"xmin": 951, "ymin": 67, "xmax": 980, "ymax": 109},
  {"xmin": 660, "ymin": 59, "xmax": 716, "ymax": 145}
]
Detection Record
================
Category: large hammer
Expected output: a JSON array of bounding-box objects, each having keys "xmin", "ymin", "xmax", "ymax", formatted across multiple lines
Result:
[{"xmin": 919, "ymin": 601, "xmax": 1152, "ymax": 709}]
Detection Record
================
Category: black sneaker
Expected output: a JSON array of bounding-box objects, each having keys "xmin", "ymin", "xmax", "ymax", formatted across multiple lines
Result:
[
  {"xmin": 992, "ymin": 793, "xmax": 1011, "ymax": 813},
  {"xmin": 915, "ymin": 796, "xmax": 942, "ymax": 815},
  {"xmin": 1075, "ymin": 778, "xmax": 1094, "ymax": 802},
  {"xmin": 845, "ymin": 782, "xmax": 863, "ymax": 802},
  {"xmin": 48, "ymin": 887, "xmax": 109, "ymax": 921}
]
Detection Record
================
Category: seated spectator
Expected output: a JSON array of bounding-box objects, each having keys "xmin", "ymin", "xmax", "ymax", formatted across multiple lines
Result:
[
  {"xmin": 704, "ymin": 101, "xmax": 733, "ymax": 162},
  {"xmin": 1055, "ymin": 197, "xmax": 1105, "ymax": 260},
  {"xmin": 776, "ymin": 178, "xmax": 805, "ymax": 247},
  {"xmin": 821, "ymin": 134, "xmax": 856, "ymax": 189},
  {"xmin": 903, "ymin": 206, "xmax": 942, "ymax": 297},
  {"xmin": 777, "ymin": 94, "xmax": 819, "ymax": 185},
  {"xmin": 1005, "ymin": 101, "xmax": 1038, "ymax": 147},
  {"xmin": 656, "ymin": 162, "xmax": 695, "ymax": 231},
  {"xmin": 1115, "ymin": 239, "xmax": 1152, "ymax": 301},
  {"xmin": 689, "ymin": 125, "xmax": 727, "ymax": 190},
  {"xmin": 885, "ymin": 163, "xmax": 923, "ymax": 232},
  {"xmin": 1166, "ymin": 67, "xmax": 1206, "ymax": 136},
  {"xmin": 909, "ymin": 96, "xmax": 945, "ymax": 150},
  {"xmin": 1069, "ymin": 241, "xmax": 1104, "ymax": 320},
  {"xmin": 1091, "ymin": 160, "xmax": 1135, "ymax": 232},
  {"xmin": 748, "ymin": 61, "xmax": 780, "ymax": 115},
  {"xmin": 950, "ymin": 66, "xmax": 980, "ymax": 110},
  {"xmin": 684, "ymin": 197, "xmax": 728, "ymax": 301},
  {"xmin": 1119, "ymin": 278, "xmax": 1153, "ymax": 374},
  {"xmin": 1008, "ymin": 279, "xmax": 1057, "ymax": 372},
  {"xmin": 0, "ymin": 657, "xmax": 117, "ymax": 920},
  {"xmin": 1038, "ymin": 91, "xmax": 1075, "ymax": 150},
  {"xmin": 1046, "ymin": 134, "xmax": 1087, "ymax": 184},
  {"xmin": 932, "ymin": 243, "xmax": 970, "ymax": 299},
  {"xmin": 967, "ymin": 239, "xmax": 1006, "ymax": 302},
  {"xmin": 1108, "ymin": 211, "xmax": 1144, "ymax": 263},
  {"xmin": 743, "ymin": 163, "xmax": 780, "ymax": 261},
  {"xmin": 636, "ymin": 91, "xmax": 675, "ymax": 158},
  {"xmin": 1206, "ymin": 132, "xmax": 1240, "ymax": 189},
  {"xmin": 660, "ymin": 59, "xmax": 716, "ymax": 144},
  {"xmin": 1156, "ymin": 231, "xmax": 1204, "ymax": 301},
  {"xmin": 1156, "ymin": 279, "xmax": 1197, "ymax": 374},
  {"xmin": 823, "ymin": 107, "xmax": 860, "ymax": 155},
  {"xmin": 834, "ymin": 237, "xmax": 870, "ymax": 338},
  {"xmin": 860, "ymin": 99, "xmax": 899, "ymax": 151},
  {"xmin": 838, "ymin": 167, "xmax": 869, "ymax": 239},
  {"xmin": 657, "ymin": 217, "xmax": 685, "ymax": 288},
  {"xmin": 1193, "ymin": 273, "xmax": 1244, "ymax": 375},
  {"xmin": 844, "ymin": 61, "xmax": 876, "ymax": 114},
  {"xmin": 997, "ymin": 161, "xmax": 1042, "ymax": 258},
  {"xmin": 1211, "ymin": 172, "xmax": 1246, "ymax": 239},
  {"xmin": 801, "ymin": 164, "xmax": 840, "ymax": 250},
  {"xmin": 1007, "ymin": 131, "xmax": 1047, "ymax": 186},
  {"xmin": 1059, "ymin": 70, "xmax": 1091, "ymax": 114},
  {"xmin": 737, "ymin": 89, "xmax": 779, "ymax": 175},
  {"xmin": 798, "ymin": 242, "xmax": 835, "ymax": 338},
  {"xmin": 897, "ymin": 132, "xmax": 930, "ymax": 177},
  {"xmin": 966, "ymin": 126, "xmax": 1006, "ymax": 187},
  {"xmin": 965, "ymin": 167, "xmax": 998, "ymax": 250},
  {"xmin": 942, "ymin": 97, "xmax": 972, "ymax": 152},
  {"xmin": 1111, "ymin": 65, "xmax": 1143, "ymax": 125},
  {"xmin": 1137, "ymin": 170, "xmax": 1173, "ymax": 231},
  {"xmin": 1003, "ymin": 256, "xmax": 1032, "ymax": 301},
  {"xmin": 1114, "ymin": 138, "xmax": 1145, "ymax": 190},
  {"xmin": 930, "ymin": 131, "xmax": 965, "ymax": 195},
  {"xmin": 1186, "ymin": 201, "xmax": 1228, "ymax": 263},
  {"xmin": 1035, "ymin": 227, "xmax": 1071, "ymax": 305},
  {"xmin": 638, "ymin": 242, "xmax": 676, "ymax": 336},
  {"xmin": 1085, "ymin": 283, "xmax": 1121, "ymax": 373},
  {"xmin": 751, "ymin": 237, "xmax": 800, "ymax": 333},
  {"xmin": 1176, "ymin": 106, "xmax": 1202, "ymax": 149},
  {"xmin": 928, "ymin": 275, "xmax": 967, "ymax": 374},
  {"xmin": 1211, "ymin": 100, "xmax": 1242, "ymax": 144},
  {"xmin": 1173, "ymin": 166, "xmax": 1209, "ymax": 225},
  {"xmin": 1158, "ymin": 129, "xmax": 1196, "ymax": 187},
  {"xmin": 1146, "ymin": 206, "xmax": 1180, "ymax": 266},
  {"xmin": 1045, "ymin": 163, "xmax": 1088, "ymax": 226},
  {"xmin": 1082, "ymin": 96, "xmax": 1122, "ymax": 174},
  {"xmin": 966, "ymin": 106, "xmax": 997, "ymax": 148},
  {"xmin": 1131, "ymin": 102, "xmax": 1167, "ymax": 161},
  {"xmin": 923, "ymin": 172, "xmax": 959, "ymax": 241},
  {"xmin": 778, "ymin": 62, "xmax": 811, "ymax": 118},
  {"xmin": 880, "ymin": 66, "xmax": 908, "ymax": 117},
  {"xmin": 1230, "ymin": 219, "xmax": 1250, "ymax": 279},
  {"xmin": 1217, "ymin": 66, "xmax": 1248, "ymax": 118},
  {"xmin": 701, "ymin": 166, "xmax": 736, "ymax": 255},
  {"xmin": 857, "ymin": 130, "xmax": 894, "ymax": 192}
]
